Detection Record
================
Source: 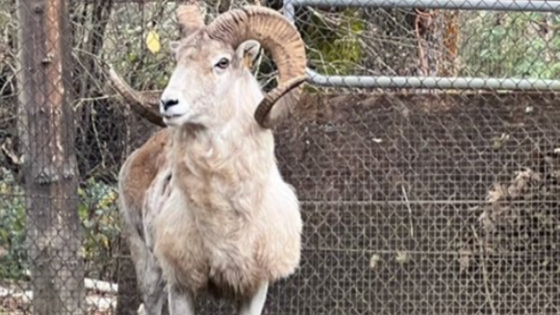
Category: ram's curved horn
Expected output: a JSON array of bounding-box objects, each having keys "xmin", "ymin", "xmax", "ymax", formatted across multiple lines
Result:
[
  {"xmin": 206, "ymin": 6, "xmax": 307, "ymax": 128},
  {"xmin": 108, "ymin": 67, "xmax": 165, "ymax": 127},
  {"xmin": 177, "ymin": 0, "xmax": 206, "ymax": 37}
]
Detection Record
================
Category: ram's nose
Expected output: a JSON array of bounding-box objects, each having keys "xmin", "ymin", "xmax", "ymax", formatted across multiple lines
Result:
[
  {"xmin": 160, "ymin": 89, "xmax": 188, "ymax": 120},
  {"xmin": 160, "ymin": 89, "xmax": 183, "ymax": 115},
  {"xmin": 160, "ymin": 98, "xmax": 179, "ymax": 111}
]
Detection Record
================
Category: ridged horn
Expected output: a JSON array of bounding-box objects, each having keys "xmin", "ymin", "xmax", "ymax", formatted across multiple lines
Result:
[
  {"xmin": 108, "ymin": 67, "xmax": 165, "ymax": 127},
  {"xmin": 206, "ymin": 6, "xmax": 307, "ymax": 128},
  {"xmin": 177, "ymin": 0, "xmax": 206, "ymax": 37}
]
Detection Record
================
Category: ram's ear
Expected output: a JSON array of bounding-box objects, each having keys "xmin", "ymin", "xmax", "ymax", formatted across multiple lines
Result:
[{"xmin": 236, "ymin": 40, "xmax": 261, "ymax": 68}]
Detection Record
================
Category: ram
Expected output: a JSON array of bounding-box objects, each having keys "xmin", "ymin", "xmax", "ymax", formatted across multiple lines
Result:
[{"xmin": 109, "ymin": 2, "xmax": 307, "ymax": 315}]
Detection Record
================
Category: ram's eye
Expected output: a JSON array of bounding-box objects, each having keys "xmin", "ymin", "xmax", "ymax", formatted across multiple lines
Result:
[{"xmin": 215, "ymin": 58, "xmax": 230, "ymax": 69}]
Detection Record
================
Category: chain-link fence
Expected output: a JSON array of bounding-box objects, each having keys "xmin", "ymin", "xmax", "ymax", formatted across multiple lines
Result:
[{"xmin": 0, "ymin": 0, "xmax": 559, "ymax": 314}]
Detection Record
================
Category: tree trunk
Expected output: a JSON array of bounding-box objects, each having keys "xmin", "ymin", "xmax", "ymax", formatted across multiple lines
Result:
[
  {"xmin": 16, "ymin": 0, "xmax": 85, "ymax": 314},
  {"xmin": 440, "ymin": 11, "xmax": 460, "ymax": 76},
  {"xmin": 360, "ymin": 8, "xmax": 444, "ymax": 76}
]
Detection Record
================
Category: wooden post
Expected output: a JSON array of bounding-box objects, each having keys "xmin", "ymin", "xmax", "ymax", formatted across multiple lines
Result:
[{"xmin": 16, "ymin": 0, "xmax": 85, "ymax": 314}]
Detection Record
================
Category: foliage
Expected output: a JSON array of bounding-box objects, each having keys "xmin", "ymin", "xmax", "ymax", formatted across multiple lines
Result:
[
  {"xmin": 0, "ymin": 168, "xmax": 27, "ymax": 279},
  {"xmin": 103, "ymin": 2, "xmax": 183, "ymax": 91},
  {"xmin": 0, "ymin": 0, "xmax": 16, "ymax": 97},
  {"xmin": 461, "ymin": 12, "xmax": 560, "ymax": 78},
  {"xmin": 303, "ymin": 8, "xmax": 365, "ymax": 75},
  {"xmin": 0, "ymin": 169, "xmax": 121, "ymax": 281},
  {"xmin": 78, "ymin": 179, "xmax": 121, "ymax": 280}
]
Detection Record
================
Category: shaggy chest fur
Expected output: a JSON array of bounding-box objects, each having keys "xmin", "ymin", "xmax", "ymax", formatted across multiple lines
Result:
[{"xmin": 147, "ymin": 127, "xmax": 301, "ymax": 300}]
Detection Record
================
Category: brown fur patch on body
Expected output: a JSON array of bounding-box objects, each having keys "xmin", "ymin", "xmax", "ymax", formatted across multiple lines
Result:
[{"xmin": 120, "ymin": 129, "xmax": 170, "ymax": 215}]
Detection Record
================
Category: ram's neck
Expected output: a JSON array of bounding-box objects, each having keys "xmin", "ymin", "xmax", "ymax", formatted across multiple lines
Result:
[{"xmin": 168, "ymin": 116, "xmax": 276, "ymax": 216}]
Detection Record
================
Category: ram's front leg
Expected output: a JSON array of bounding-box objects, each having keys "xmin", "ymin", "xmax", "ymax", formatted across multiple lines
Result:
[
  {"xmin": 238, "ymin": 282, "xmax": 269, "ymax": 315},
  {"xmin": 168, "ymin": 285, "xmax": 195, "ymax": 315}
]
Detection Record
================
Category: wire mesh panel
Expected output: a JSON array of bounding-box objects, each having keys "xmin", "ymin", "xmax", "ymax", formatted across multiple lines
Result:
[
  {"xmin": 0, "ymin": 0, "xmax": 559, "ymax": 314},
  {"xmin": 272, "ymin": 92, "xmax": 560, "ymax": 314},
  {"xmin": 288, "ymin": 0, "xmax": 560, "ymax": 89}
]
